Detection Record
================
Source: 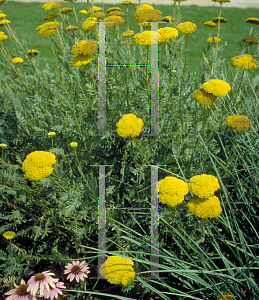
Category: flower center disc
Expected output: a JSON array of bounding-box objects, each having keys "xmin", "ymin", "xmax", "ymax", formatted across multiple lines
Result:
[
  {"xmin": 35, "ymin": 273, "xmax": 44, "ymax": 281},
  {"xmin": 71, "ymin": 265, "xmax": 81, "ymax": 274},
  {"xmin": 17, "ymin": 284, "xmax": 28, "ymax": 295}
]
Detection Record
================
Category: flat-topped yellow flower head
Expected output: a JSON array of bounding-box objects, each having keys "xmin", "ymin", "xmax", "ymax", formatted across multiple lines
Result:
[
  {"xmin": 188, "ymin": 174, "xmax": 220, "ymax": 198},
  {"xmin": 156, "ymin": 176, "xmax": 189, "ymax": 207},
  {"xmin": 99, "ymin": 256, "xmax": 135, "ymax": 285},
  {"xmin": 177, "ymin": 21, "xmax": 197, "ymax": 34},
  {"xmin": 232, "ymin": 54, "xmax": 258, "ymax": 70},
  {"xmin": 225, "ymin": 115, "xmax": 253, "ymax": 132},
  {"xmin": 187, "ymin": 195, "xmax": 222, "ymax": 219},
  {"xmin": 202, "ymin": 79, "xmax": 231, "ymax": 97},
  {"xmin": 116, "ymin": 113, "xmax": 144, "ymax": 137},
  {"xmin": 42, "ymin": 2, "xmax": 61, "ymax": 10}
]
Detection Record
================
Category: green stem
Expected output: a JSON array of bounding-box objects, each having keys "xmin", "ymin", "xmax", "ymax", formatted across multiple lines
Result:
[
  {"xmin": 10, "ymin": 240, "xmax": 13, "ymax": 260},
  {"xmin": 179, "ymin": 34, "xmax": 188, "ymax": 133},
  {"xmin": 50, "ymin": 36, "xmax": 88, "ymax": 153},
  {"xmin": 127, "ymin": 5, "xmax": 130, "ymax": 31},
  {"xmin": 225, "ymin": 129, "xmax": 238, "ymax": 167},
  {"xmin": 212, "ymin": 2, "xmax": 222, "ymax": 75},
  {"xmin": 233, "ymin": 68, "xmax": 245, "ymax": 108},
  {"xmin": 113, "ymin": 26, "xmax": 115, "ymax": 64},
  {"xmin": 88, "ymin": 63, "xmax": 97, "ymax": 98},
  {"xmin": 176, "ymin": 0, "xmax": 181, "ymax": 26},
  {"xmin": 172, "ymin": 0, "xmax": 177, "ymax": 28},
  {"xmin": 0, "ymin": 48, "xmax": 32, "ymax": 94}
]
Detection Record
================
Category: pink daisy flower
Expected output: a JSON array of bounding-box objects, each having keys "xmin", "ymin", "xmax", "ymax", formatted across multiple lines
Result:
[
  {"xmin": 4, "ymin": 279, "xmax": 38, "ymax": 300},
  {"xmin": 64, "ymin": 260, "xmax": 90, "ymax": 283},
  {"xmin": 27, "ymin": 270, "xmax": 58, "ymax": 297},
  {"xmin": 40, "ymin": 280, "xmax": 66, "ymax": 299}
]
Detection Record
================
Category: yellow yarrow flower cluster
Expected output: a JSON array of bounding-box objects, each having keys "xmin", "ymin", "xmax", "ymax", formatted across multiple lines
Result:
[
  {"xmin": 225, "ymin": 114, "xmax": 252, "ymax": 132},
  {"xmin": 67, "ymin": 25, "xmax": 78, "ymax": 31},
  {"xmin": 217, "ymin": 291, "xmax": 235, "ymax": 300},
  {"xmin": 88, "ymin": 6, "xmax": 102, "ymax": 13},
  {"xmin": 79, "ymin": 10, "xmax": 88, "ymax": 15},
  {"xmin": 213, "ymin": 17, "xmax": 228, "ymax": 23},
  {"xmin": 3, "ymin": 231, "xmax": 16, "ymax": 240},
  {"xmin": 204, "ymin": 20, "xmax": 218, "ymax": 27},
  {"xmin": 187, "ymin": 195, "xmax": 222, "ymax": 219},
  {"xmin": 43, "ymin": 13, "xmax": 60, "ymax": 21},
  {"xmin": 48, "ymin": 131, "xmax": 56, "ymax": 136},
  {"xmin": 157, "ymin": 27, "xmax": 178, "ymax": 43},
  {"xmin": 133, "ymin": 30, "xmax": 161, "ymax": 46},
  {"xmin": 116, "ymin": 113, "xmax": 144, "ymax": 138},
  {"xmin": 0, "ymin": 30, "xmax": 7, "ymax": 41},
  {"xmin": 121, "ymin": 1, "xmax": 134, "ymax": 5},
  {"xmin": 122, "ymin": 30, "xmax": 135, "ymax": 37},
  {"xmin": 241, "ymin": 37, "xmax": 258, "ymax": 44},
  {"xmin": 42, "ymin": 2, "xmax": 61, "ymax": 10},
  {"xmin": 177, "ymin": 21, "xmax": 197, "ymax": 34},
  {"xmin": 0, "ymin": 143, "xmax": 7, "ymax": 148},
  {"xmin": 202, "ymin": 79, "xmax": 231, "ymax": 97},
  {"xmin": 72, "ymin": 54, "xmax": 94, "ymax": 67},
  {"xmin": 91, "ymin": 12, "xmax": 105, "ymax": 19},
  {"xmin": 27, "ymin": 49, "xmax": 39, "ymax": 56},
  {"xmin": 188, "ymin": 174, "xmax": 220, "ymax": 199},
  {"xmin": 0, "ymin": 19, "xmax": 10, "ymax": 26},
  {"xmin": 106, "ymin": 7, "xmax": 121, "ymax": 14},
  {"xmin": 108, "ymin": 11, "xmax": 125, "ymax": 17},
  {"xmin": 71, "ymin": 39, "xmax": 98, "ymax": 55},
  {"xmin": 0, "ymin": 12, "xmax": 7, "ymax": 18},
  {"xmin": 99, "ymin": 256, "xmax": 135, "ymax": 285},
  {"xmin": 70, "ymin": 142, "xmax": 78, "ymax": 147},
  {"xmin": 102, "ymin": 15, "xmax": 125, "ymax": 28},
  {"xmin": 12, "ymin": 57, "xmax": 23, "ymax": 63},
  {"xmin": 245, "ymin": 17, "xmax": 259, "ymax": 25},
  {"xmin": 135, "ymin": 4, "xmax": 154, "ymax": 11},
  {"xmin": 155, "ymin": 176, "xmax": 189, "ymax": 207},
  {"xmin": 212, "ymin": 0, "xmax": 230, "ymax": 2},
  {"xmin": 36, "ymin": 22, "xmax": 61, "ymax": 37},
  {"xmin": 82, "ymin": 17, "xmax": 97, "ymax": 31},
  {"xmin": 134, "ymin": 9, "xmax": 162, "ymax": 22},
  {"xmin": 61, "ymin": 7, "xmax": 73, "ymax": 14},
  {"xmin": 232, "ymin": 54, "xmax": 258, "ymax": 70},
  {"xmin": 207, "ymin": 37, "xmax": 221, "ymax": 43},
  {"xmin": 160, "ymin": 16, "xmax": 173, "ymax": 22},
  {"xmin": 187, "ymin": 174, "xmax": 221, "ymax": 219},
  {"xmin": 22, "ymin": 151, "xmax": 56, "ymax": 181},
  {"xmin": 191, "ymin": 88, "xmax": 217, "ymax": 106}
]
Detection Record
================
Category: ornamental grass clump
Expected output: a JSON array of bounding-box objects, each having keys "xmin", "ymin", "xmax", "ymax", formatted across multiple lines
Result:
[
  {"xmin": 99, "ymin": 256, "xmax": 135, "ymax": 285},
  {"xmin": 116, "ymin": 113, "xmax": 144, "ymax": 137},
  {"xmin": 22, "ymin": 151, "xmax": 56, "ymax": 181},
  {"xmin": 225, "ymin": 114, "xmax": 253, "ymax": 132},
  {"xmin": 155, "ymin": 176, "xmax": 189, "ymax": 207}
]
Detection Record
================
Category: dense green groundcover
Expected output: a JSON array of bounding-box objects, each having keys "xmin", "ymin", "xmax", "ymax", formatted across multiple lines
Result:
[{"xmin": 0, "ymin": 1, "xmax": 259, "ymax": 300}]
